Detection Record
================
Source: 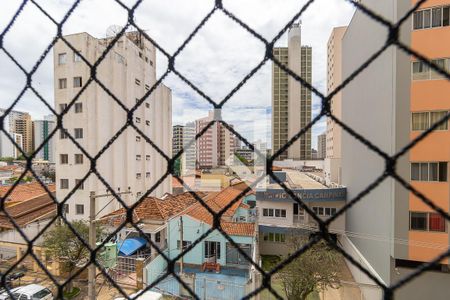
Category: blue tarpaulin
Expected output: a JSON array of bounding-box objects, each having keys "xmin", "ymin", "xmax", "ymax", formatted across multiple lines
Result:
[{"xmin": 118, "ymin": 237, "xmax": 147, "ymax": 256}]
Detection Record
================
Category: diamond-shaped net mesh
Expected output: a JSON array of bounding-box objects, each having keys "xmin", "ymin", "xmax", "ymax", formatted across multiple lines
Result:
[{"xmin": 0, "ymin": 0, "xmax": 449, "ymax": 299}]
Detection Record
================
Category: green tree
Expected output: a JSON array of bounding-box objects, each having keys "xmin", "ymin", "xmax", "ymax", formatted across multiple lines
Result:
[
  {"xmin": 0, "ymin": 157, "xmax": 14, "ymax": 163},
  {"xmin": 277, "ymin": 236, "xmax": 341, "ymax": 300},
  {"xmin": 43, "ymin": 220, "xmax": 104, "ymax": 292}
]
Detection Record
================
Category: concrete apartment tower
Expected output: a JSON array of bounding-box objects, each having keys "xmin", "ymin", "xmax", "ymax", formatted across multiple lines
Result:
[
  {"xmin": 272, "ymin": 23, "xmax": 312, "ymax": 160},
  {"xmin": 317, "ymin": 133, "xmax": 326, "ymax": 159},
  {"xmin": 196, "ymin": 111, "xmax": 235, "ymax": 169},
  {"xmin": 0, "ymin": 114, "xmax": 23, "ymax": 159},
  {"xmin": 172, "ymin": 125, "xmax": 184, "ymax": 157},
  {"xmin": 324, "ymin": 26, "xmax": 347, "ymax": 184},
  {"xmin": 32, "ymin": 115, "xmax": 56, "ymax": 162},
  {"xmin": 172, "ymin": 123, "xmax": 196, "ymax": 175},
  {"xmin": 341, "ymin": 1, "xmax": 450, "ymax": 299},
  {"xmin": 0, "ymin": 109, "xmax": 33, "ymax": 155},
  {"xmin": 54, "ymin": 31, "xmax": 172, "ymax": 221}
]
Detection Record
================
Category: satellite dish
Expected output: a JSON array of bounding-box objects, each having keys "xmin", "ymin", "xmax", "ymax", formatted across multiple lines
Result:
[{"xmin": 106, "ymin": 25, "xmax": 123, "ymax": 38}]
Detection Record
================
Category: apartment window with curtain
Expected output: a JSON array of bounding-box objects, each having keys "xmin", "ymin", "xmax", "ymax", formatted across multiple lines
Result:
[
  {"xmin": 75, "ymin": 102, "xmax": 83, "ymax": 113},
  {"xmin": 76, "ymin": 204, "xmax": 84, "ymax": 215},
  {"xmin": 60, "ymin": 179, "xmax": 69, "ymax": 189},
  {"xmin": 74, "ymin": 154, "xmax": 83, "ymax": 164},
  {"xmin": 410, "ymin": 212, "xmax": 446, "ymax": 232},
  {"xmin": 432, "ymin": 7, "xmax": 442, "ymax": 27},
  {"xmin": 73, "ymin": 76, "xmax": 82, "ymax": 88},
  {"xmin": 74, "ymin": 128, "xmax": 83, "ymax": 139},
  {"xmin": 60, "ymin": 154, "xmax": 68, "ymax": 164},
  {"xmin": 412, "ymin": 111, "xmax": 448, "ymax": 131},
  {"xmin": 58, "ymin": 78, "xmax": 67, "ymax": 89},
  {"xmin": 413, "ymin": 6, "xmax": 450, "ymax": 29}
]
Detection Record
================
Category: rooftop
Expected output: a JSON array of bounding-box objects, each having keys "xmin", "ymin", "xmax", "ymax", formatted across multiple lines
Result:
[
  {"xmin": 0, "ymin": 182, "xmax": 56, "ymax": 205},
  {"xmin": 0, "ymin": 192, "xmax": 56, "ymax": 229}
]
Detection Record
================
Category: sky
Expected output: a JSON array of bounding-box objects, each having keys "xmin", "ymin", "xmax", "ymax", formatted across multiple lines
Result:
[{"xmin": 0, "ymin": 0, "xmax": 355, "ymax": 150}]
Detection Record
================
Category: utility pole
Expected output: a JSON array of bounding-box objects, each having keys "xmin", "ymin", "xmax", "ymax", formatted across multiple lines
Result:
[
  {"xmin": 179, "ymin": 216, "xmax": 184, "ymax": 275},
  {"xmin": 88, "ymin": 189, "xmax": 132, "ymax": 300}
]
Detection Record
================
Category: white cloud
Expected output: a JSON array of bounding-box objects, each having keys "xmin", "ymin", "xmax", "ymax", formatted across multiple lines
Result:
[{"xmin": 0, "ymin": 0, "xmax": 354, "ymax": 150}]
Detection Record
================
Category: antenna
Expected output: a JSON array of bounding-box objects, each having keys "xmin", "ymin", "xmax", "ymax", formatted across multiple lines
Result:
[{"xmin": 106, "ymin": 25, "xmax": 123, "ymax": 38}]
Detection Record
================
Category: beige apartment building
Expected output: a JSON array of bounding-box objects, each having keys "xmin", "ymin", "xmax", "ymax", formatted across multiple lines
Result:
[
  {"xmin": 272, "ymin": 23, "xmax": 312, "ymax": 160},
  {"xmin": 317, "ymin": 132, "xmax": 326, "ymax": 159},
  {"xmin": 196, "ymin": 111, "xmax": 235, "ymax": 169},
  {"xmin": 0, "ymin": 109, "xmax": 33, "ymax": 155},
  {"xmin": 325, "ymin": 26, "xmax": 347, "ymax": 185},
  {"xmin": 54, "ymin": 31, "xmax": 172, "ymax": 221}
]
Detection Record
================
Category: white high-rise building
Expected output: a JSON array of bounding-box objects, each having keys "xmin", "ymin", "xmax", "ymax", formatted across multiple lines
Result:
[
  {"xmin": 0, "ymin": 114, "xmax": 23, "ymax": 159},
  {"xmin": 317, "ymin": 133, "xmax": 326, "ymax": 159},
  {"xmin": 33, "ymin": 115, "xmax": 56, "ymax": 162},
  {"xmin": 54, "ymin": 31, "xmax": 172, "ymax": 220}
]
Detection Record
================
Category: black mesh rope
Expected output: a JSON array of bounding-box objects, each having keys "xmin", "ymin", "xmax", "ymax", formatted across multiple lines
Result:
[{"xmin": 0, "ymin": 0, "xmax": 449, "ymax": 299}]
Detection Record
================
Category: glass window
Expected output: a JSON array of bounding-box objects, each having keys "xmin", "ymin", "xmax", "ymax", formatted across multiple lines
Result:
[
  {"xmin": 429, "ymin": 213, "xmax": 445, "ymax": 232},
  {"xmin": 412, "ymin": 112, "xmax": 429, "ymax": 131},
  {"xmin": 268, "ymin": 209, "xmax": 274, "ymax": 217},
  {"xmin": 74, "ymin": 51, "xmax": 82, "ymax": 62},
  {"xmin": 268, "ymin": 232, "xmax": 274, "ymax": 242},
  {"xmin": 76, "ymin": 204, "xmax": 84, "ymax": 215},
  {"xmin": 60, "ymin": 154, "xmax": 68, "ymax": 164},
  {"xmin": 74, "ymin": 128, "xmax": 83, "ymax": 139},
  {"xmin": 325, "ymin": 207, "xmax": 331, "ymax": 216},
  {"xmin": 281, "ymin": 209, "xmax": 286, "ymax": 218},
  {"xmin": 331, "ymin": 208, "xmax": 337, "ymax": 215},
  {"xmin": 430, "ymin": 111, "xmax": 448, "ymax": 130},
  {"xmin": 423, "ymin": 9, "xmax": 431, "ymax": 28},
  {"xmin": 75, "ymin": 179, "xmax": 84, "ymax": 190},
  {"xmin": 263, "ymin": 208, "xmax": 268, "ymax": 217},
  {"xmin": 60, "ymin": 129, "xmax": 68, "ymax": 139},
  {"xmin": 420, "ymin": 163, "xmax": 429, "ymax": 181},
  {"xmin": 443, "ymin": 6, "xmax": 450, "ymax": 26},
  {"xmin": 59, "ymin": 78, "xmax": 67, "ymax": 89},
  {"xmin": 58, "ymin": 53, "xmax": 67, "ymax": 65},
  {"xmin": 275, "ymin": 209, "xmax": 280, "ymax": 217},
  {"xmin": 75, "ymin": 102, "xmax": 83, "ymax": 113},
  {"xmin": 73, "ymin": 76, "xmax": 82, "ymax": 88},
  {"xmin": 439, "ymin": 162, "xmax": 448, "ymax": 182},
  {"xmin": 32, "ymin": 288, "xmax": 52, "ymax": 300},
  {"xmin": 413, "ymin": 11, "xmax": 424, "ymax": 29},
  {"xmin": 429, "ymin": 162, "xmax": 438, "ymax": 181},
  {"xmin": 75, "ymin": 154, "xmax": 83, "ymax": 164},
  {"xmin": 204, "ymin": 241, "xmax": 220, "ymax": 259},
  {"xmin": 432, "ymin": 7, "xmax": 442, "ymax": 27},
  {"xmin": 60, "ymin": 179, "xmax": 69, "ymax": 189},
  {"xmin": 318, "ymin": 207, "xmax": 324, "ymax": 216},
  {"xmin": 59, "ymin": 103, "xmax": 68, "ymax": 113},
  {"xmin": 410, "ymin": 212, "xmax": 427, "ymax": 230},
  {"xmin": 136, "ymin": 136, "xmax": 141, "ymax": 142}
]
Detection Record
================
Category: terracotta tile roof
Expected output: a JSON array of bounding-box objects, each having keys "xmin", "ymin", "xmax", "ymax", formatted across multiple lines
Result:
[
  {"xmin": 183, "ymin": 182, "xmax": 255, "ymax": 236},
  {"xmin": 101, "ymin": 191, "xmax": 206, "ymax": 226},
  {"xmin": 0, "ymin": 193, "xmax": 56, "ymax": 229},
  {"xmin": 0, "ymin": 165, "xmax": 21, "ymax": 172},
  {"xmin": 0, "ymin": 182, "xmax": 56, "ymax": 205}
]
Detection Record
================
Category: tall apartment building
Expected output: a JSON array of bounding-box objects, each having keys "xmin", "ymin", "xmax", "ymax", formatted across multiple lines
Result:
[
  {"xmin": 341, "ymin": 1, "xmax": 450, "ymax": 299},
  {"xmin": 54, "ymin": 31, "xmax": 172, "ymax": 221},
  {"xmin": 272, "ymin": 23, "xmax": 312, "ymax": 160},
  {"xmin": 0, "ymin": 109, "xmax": 33, "ymax": 155},
  {"xmin": 0, "ymin": 114, "xmax": 23, "ymax": 159},
  {"xmin": 196, "ymin": 111, "xmax": 235, "ymax": 169},
  {"xmin": 317, "ymin": 133, "xmax": 326, "ymax": 159},
  {"xmin": 32, "ymin": 115, "xmax": 56, "ymax": 162},
  {"xmin": 324, "ymin": 26, "xmax": 347, "ymax": 184},
  {"xmin": 172, "ymin": 125, "xmax": 184, "ymax": 157}
]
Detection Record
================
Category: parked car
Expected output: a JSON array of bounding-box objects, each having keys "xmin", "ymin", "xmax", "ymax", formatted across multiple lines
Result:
[
  {"xmin": 0, "ymin": 284, "xmax": 53, "ymax": 300},
  {"xmin": 114, "ymin": 290, "xmax": 162, "ymax": 300}
]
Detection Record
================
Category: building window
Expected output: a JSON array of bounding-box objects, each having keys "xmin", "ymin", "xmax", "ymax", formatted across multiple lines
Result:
[
  {"xmin": 60, "ymin": 179, "xmax": 69, "ymax": 189},
  {"xmin": 63, "ymin": 204, "xmax": 69, "ymax": 214},
  {"xmin": 146, "ymin": 172, "xmax": 150, "ymax": 178},
  {"xmin": 76, "ymin": 204, "xmax": 84, "ymax": 215},
  {"xmin": 75, "ymin": 179, "xmax": 84, "ymax": 190},
  {"xmin": 136, "ymin": 192, "xmax": 142, "ymax": 198},
  {"xmin": 155, "ymin": 232, "xmax": 161, "ymax": 243},
  {"xmin": 59, "ymin": 78, "xmax": 67, "ymax": 89},
  {"xmin": 73, "ymin": 77, "xmax": 82, "ymax": 88},
  {"xmin": 145, "ymin": 103, "xmax": 150, "ymax": 108},
  {"xmin": 411, "ymin": 162, "xmax": 448, "ymax": 182},
  {"xmin": 75, "ymin": 154, "xmax": 83, "ymax": 164},
  {"xmin": 58, "ymin": 53, "xmax": 67, "ymax": 65},
  {"xmin": 75, "ymin": 102, "xmax": 83, "ymax": 113},
  {"xmin": 136, "ymin": 155, "xmax": 141, "ymax": 161},
  {"xmin": 410, "ymin": 211, "xmax": 446, "ymax": 232},
  {"xmin": 60, "ymin": 154, "xmax": 68, "ymax": 164},
  {"xmin": 59, "ymin": 103, "xmax": 68, "ymax": 113},
  {"xmin": 432, "ymin": 7, "xmax": 442, "ymax": 27},
  {"xmin": 136, "ymin": 173, "xmax": 141, "ymax": 179},
  {"xmin": 262, "ymin": 208, "xmax": 285, "ymax": 218},
  {"xmin": 74, "ymin": 128, "xmax": 83, "ymax": 139},
  {"xmin": 74, "ymin": 51, "xmax": 82, "ymax": 62},
  {"xmin": 177, "ymin": 240, "xmax": 192, "ymax": 250},
  {"xmin": 410, "ymin": 212, "xmax": 427, "ymax": 230},
  {"xmin": 414, "ymin": 6, "xmax": 450, "ymax": 30},
  {"xmin": 60, "ymin": 129, "xmax": 68, "ymax": 139},
  {"xmin": 136, "ymin": 136, "xmax": 141, "ymax": 142},
  {"xmin": 204, "ymin": 241, "xmax": 220, "ymax": 259},
  {"xmin": 262, "ymin": 232, "xmax": 285, "ymax": 243},
  {"xmin": 146, "ymin": 155, "xmax": 150, "ymax": 161},
  {"xmin": 145, "ymin": 120, "xmax": 150, "ymax": 126},
  {"xmin": 444, "ymin": 6, "xmax": 450, "ymax": 26},
  {"xmin": 145, "ymin": 84, "xmax": 150, "ymax": 91},
  {"xmin": 412, "ymin": 111, "xmax": 448, "ymax": 131},
  {"xmin": 135, "ymin": 79, "xmax": 141, "ymax": 86},
  {"xmin": 135, "ymin": 117, "xmax": 141, "ymax": 124}
]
